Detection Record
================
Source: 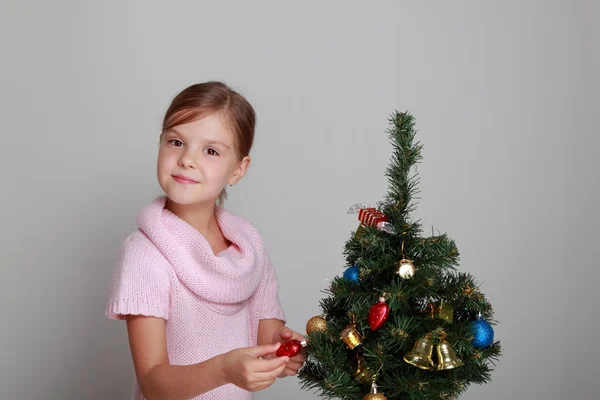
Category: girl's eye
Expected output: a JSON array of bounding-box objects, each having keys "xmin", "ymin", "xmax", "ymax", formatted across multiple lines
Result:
[
  {"xmin": 168, "ymin": 139, "xmax": 183, "ymax": 147},
  {"xmin": 204, "ymin": 148, "xmax": 219, "ymax": 156}
]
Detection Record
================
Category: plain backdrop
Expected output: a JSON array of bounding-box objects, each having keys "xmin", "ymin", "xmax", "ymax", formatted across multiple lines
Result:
[{"xmin": 1, "ymin": 1, "xmax": 598, "ymax": 399}]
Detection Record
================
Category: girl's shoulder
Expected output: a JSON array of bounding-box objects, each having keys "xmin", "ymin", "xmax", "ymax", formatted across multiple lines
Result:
[
  {"xmin": 119, "ymin": 229, "xmax": 170, "ymax": 266},
  {"xmin": 107, "ymin": 229, "xmax": 171, "ymax": 321}
]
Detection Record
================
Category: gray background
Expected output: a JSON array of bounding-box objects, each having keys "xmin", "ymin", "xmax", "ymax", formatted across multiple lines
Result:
[{"xmin": 1, "ymin": 1, "xmax": 598, "ymax": 399}]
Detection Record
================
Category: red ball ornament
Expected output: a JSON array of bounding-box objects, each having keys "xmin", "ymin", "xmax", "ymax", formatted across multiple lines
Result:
[
  {"xmin": 276, "ymin": 339, "xmax": 305, "ymax": 357},
  {"xmin": 369, "ymin": 297, "xmax": 390, "ymax": 330}
]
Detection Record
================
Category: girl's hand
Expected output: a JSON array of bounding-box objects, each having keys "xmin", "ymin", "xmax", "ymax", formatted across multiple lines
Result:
[
  {"xmin": 222, "ymin": 343, "xmax": 289, "ymax": 392},
  {"xmin": 273, "ymin": 326, "xmax": 307, "ymax": 377}
]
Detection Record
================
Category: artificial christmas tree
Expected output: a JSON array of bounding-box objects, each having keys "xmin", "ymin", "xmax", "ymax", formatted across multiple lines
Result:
[{"xmin": 298, "ymin": 111, "xmax": 501, "ymax": 399}]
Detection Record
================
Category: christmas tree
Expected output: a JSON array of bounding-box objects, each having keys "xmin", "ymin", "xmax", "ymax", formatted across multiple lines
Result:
[{"xmin": 298, "ymin": 112, "xmax": 501, "ymax": 400}]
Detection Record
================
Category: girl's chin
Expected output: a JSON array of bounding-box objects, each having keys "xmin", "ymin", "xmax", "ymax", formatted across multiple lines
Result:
[{"xmin": 163, "ymin": 191, "xmax": 218, "ymax": 207}]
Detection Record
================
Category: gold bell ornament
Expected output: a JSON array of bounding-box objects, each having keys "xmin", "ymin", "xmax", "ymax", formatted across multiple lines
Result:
[
  {"xmin": 306, "ymin": 315, "xmax": 328, "ymax": 334},
  {"xmin": 403, "ymin": 336, "xmax": 434, "ymax": 370},
  {"xmin": 340, "ymin": 324, "xmax": 363, "ymax": 349},
  {"xmin": 436, "ymin": 340, "xmax": 464, "ymax": 370},
  {"xmin": 363, "ymin": 381, "xmax": 387, "ymax": 400}
]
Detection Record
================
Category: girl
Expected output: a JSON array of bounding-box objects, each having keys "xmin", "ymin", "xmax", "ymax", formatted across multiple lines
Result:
[{"xmin": 106, "ymin": 82, "xmax": 306, "ymax": 400}]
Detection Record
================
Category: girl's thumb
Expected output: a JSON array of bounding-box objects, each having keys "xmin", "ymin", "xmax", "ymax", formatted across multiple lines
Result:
[{"xmin": 278, "ymin": 326, "xmax": 293, "ymax": 339}]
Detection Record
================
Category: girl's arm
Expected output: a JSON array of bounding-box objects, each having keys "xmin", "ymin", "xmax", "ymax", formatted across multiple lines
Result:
[{"xmin": 127, "ymin": 315, "xmax": 288, "ymax": 400}]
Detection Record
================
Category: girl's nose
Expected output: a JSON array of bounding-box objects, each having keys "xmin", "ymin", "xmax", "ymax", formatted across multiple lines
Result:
[{"xmin": 178, "ymin": 151, "xmax": 197, "ymax": 169}]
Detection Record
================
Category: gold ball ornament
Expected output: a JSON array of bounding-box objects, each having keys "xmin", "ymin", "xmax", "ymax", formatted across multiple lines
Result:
[
  {"xmin": 306, "ymin": 316, "xmax": 328, "ymax": 334},
  {"xmin": 363, "ymin": 382, "xmax": 387, "ymax": 400},
  {"xmin": 363, "ymin": 393, "xmax": 387, "ymax": 400},
  {"xmin": 354, "ymin": 357, "xmax": 374, "ymax": 384},
  {"xmin": 397, "ymin": 259, "xmax": 415, "ymax": 279}
]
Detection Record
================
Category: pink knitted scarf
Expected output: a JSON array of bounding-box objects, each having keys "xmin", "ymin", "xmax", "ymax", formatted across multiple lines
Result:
[{"xmin": 137, "ymin": 197, "xmax": 264, "ymax": 313}]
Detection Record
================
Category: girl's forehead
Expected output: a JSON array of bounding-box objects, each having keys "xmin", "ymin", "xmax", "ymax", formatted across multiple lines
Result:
[{"xmin": 171, "ymin": 114, "xmax": 235, "ymax": 143}]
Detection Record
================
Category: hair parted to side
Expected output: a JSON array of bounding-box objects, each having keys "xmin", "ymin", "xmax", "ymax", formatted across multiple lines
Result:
[{"xmin": 162, "ymin": 81, "xmax": 256, "ymax": 205}]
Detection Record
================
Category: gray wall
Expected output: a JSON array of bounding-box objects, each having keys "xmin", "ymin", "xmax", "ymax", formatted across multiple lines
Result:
[{"xmin": 1, "ymin": 1, "xmax": 598, "ymax": 399}]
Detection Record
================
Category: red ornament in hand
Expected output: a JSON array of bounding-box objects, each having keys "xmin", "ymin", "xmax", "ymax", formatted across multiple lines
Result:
[
  {"xmin": 369, "ymin": 297, "xmax": 390, "ymax": 330},
  {"xmin": 276, "ymin": 339, "xmax": 305, "ymax": 357}
]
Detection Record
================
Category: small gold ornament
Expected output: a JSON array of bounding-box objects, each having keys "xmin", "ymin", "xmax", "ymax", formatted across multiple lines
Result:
[
  {"xmin": 397, "ymin": 259, "xmax": 415, "ymax": 279},
  {"xmin": 423, "ymin": 302, "xmax": 439, "ymax": 318},
  {"xmin": 363, "ymin": 381, "xmax": 387, "ymax": 400},
  {"xmin": 354, "ymin": 357, "xmax": 374, "ymax": 384},
  {"xmin": 424, "ymin": 300, "xmax": 454, "ymax": 323},
  {"xmin": 403, "ymin": 337, "xmax": 434, "ymax": 370},
  {"xmin": 354, "ymin": 224, "xmax": 367, "ymax": 239},
  {"xmin": 340, "ymin": 324, "xmax": 363, "ymax": 349},
  {"xmin": 435, "ymin": 340, "xmax": 463, "ymax": 370},
  {"xmin": 306, "ymin": 316, "xmax": 328, "ymax": 334},
  {"xmin": 437, "ymin": 300, "xmax": 454, "ymax": 323}
]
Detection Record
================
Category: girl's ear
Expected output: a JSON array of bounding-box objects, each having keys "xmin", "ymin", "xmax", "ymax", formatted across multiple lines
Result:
[{"xmin": 229, "ymin": 155, "xmax": 251, "ymax": 186}]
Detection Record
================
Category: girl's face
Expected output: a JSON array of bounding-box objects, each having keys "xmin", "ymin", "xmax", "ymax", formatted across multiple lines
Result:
[{"xmin": 157, "ymin": 113, "xmax": 250, "ymax": 207}]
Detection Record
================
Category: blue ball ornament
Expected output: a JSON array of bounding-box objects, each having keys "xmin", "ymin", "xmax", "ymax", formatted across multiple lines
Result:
[
  {"xmin": 343, "ymin": 265, "xmax": 360, "ymax": 285},
  {"xmin": 470, "ymin": 317, "xmax": 494, "ymax": 348}
]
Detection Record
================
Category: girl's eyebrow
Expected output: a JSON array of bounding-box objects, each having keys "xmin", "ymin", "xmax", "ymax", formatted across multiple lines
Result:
[
  {"xmin": 165, "ymin": 127, "xmax": 184, "ymax": 136},
  {"xmin": 166, "ymin": 128, "xmax": 231, "ymax": 149},
  {"xmin": 204, "ymin": 140, "xmax": 230, "ymax": 149}
]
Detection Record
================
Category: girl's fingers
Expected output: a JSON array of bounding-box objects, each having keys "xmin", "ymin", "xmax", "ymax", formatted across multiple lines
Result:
[
  {"xmin": 254, "ymin": 361, "xmax": 288, "ymax": 381},
  {"xmin": 254, "ymin": 355, "xmax": 289, "ymax": 372},
  {"xmin": 285, "ymin": 359, "xmax": 303, "ymax": 371},
  {"xmin": 272, "ymin": 361, "xmax": 288, "ymax": 377},
  {"xmin": 290, "ymin": 332, "xmax": 307, "ymax": 342},
  {"xmin": 249, "ymin": 379, "xmax": 275, "ymax": 392},
  {"xmin": 246, "ymin": 343, "xmax": 281, "ymax": 358},
  {"xmin": 290, "ymin": 354, "xmax": 306, "ymax": 363}
]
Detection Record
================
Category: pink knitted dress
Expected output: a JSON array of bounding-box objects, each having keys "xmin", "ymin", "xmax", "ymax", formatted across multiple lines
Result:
[{"xmin": 106, "ymin": 196, "xmax": 286, "ymax": 399}]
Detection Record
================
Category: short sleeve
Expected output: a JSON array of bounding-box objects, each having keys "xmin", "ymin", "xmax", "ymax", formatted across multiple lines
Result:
[
  {"xmin": 105, "ymin": 232, "xmax": 171, "ymax": 321},
  {"xmin": 249, "ymin": 251, "xmax": 286, "ymax": 323}
]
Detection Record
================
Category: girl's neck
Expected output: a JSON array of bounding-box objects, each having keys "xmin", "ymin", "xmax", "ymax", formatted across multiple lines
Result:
[{"xmin": 165, "ymin": 198, "xmax": 219, "ymax": 238}]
